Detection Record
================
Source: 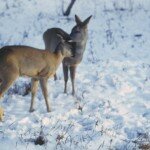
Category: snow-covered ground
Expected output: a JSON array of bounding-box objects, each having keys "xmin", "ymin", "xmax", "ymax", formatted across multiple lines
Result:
[{"xmin": 0, "ymin": 0, "xmax": 150, "ymax": 149}]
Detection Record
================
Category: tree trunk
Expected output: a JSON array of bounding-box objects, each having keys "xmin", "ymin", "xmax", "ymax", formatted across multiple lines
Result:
[{"xmin": 63, "ymin": 0, "xmax": 76, "ymax": 16}]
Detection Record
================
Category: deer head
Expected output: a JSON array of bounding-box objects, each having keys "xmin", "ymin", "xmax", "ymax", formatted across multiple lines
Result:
[
  {"xmin": 70, "ymin": 15, "xmax": 92, "ymax": 43},
  {"xmin": 55, "ymin": 34, "xmax": 73, "ymax": 57}
]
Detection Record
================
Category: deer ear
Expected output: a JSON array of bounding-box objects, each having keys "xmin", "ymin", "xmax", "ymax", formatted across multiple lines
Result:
[
  {"xmin": 82, "ymin": 15, "xmax": 92, "ymax": 26},
  {"xmin": 75, "ymin": 15, "xmax": 82, "ymax": 24}
]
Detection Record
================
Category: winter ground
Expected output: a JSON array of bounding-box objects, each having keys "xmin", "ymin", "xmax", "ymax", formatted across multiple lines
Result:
[{"xmin": 0, "ymin": 0, "xmax": 150, "ymax": 149}]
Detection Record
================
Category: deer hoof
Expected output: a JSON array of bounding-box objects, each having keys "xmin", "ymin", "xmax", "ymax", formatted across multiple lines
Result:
[
  {"xmin": 47, "ymin": 108, "xmax": 51, "ymax": 112},
  {"xmin": 29, "ymin": 108, "xmax": 35, "ymax": 113},
  {"xmin": 64, "ymin": 90, "xmax": 67, "ymax": 94},
  {"xmin": 72, "ymin": 92, "xmax": 75, "ymax": 96}
]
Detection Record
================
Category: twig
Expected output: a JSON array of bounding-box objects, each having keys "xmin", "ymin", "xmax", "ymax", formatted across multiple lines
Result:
[{"xmin": 63, "ymin": 0, "xmax": 76, "ymax": 16}]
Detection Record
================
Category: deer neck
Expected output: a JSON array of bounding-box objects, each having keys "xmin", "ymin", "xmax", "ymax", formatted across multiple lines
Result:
[
  {"xmin": 75, "ymin": 38, "xmax": 87, "ymax": 54},
  {"xmin": 54, "ymin": 52, "xmax": 64, "ymax": 68}
]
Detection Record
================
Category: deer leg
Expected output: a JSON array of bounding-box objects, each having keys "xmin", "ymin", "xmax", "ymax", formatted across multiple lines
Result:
[
  {"xmin": 54, "ymin": 73, "xmax": 57, "ymax": 81},
  {"xmin": 70, "ymin": 66, "xmax": 76, "ymax": 96},
  {"xmin": 40, "ymin": 78, "xmax": 51, "ymax": 112},
  {"xmin": 29, "ymin": 78, "xmax": 39, "ymax": 112},
  {"xmin": 63, "ymin": 63, "xmax": 69, "ymax": 93},
  {"xmin": 0, "ymin": 68, "xmax": 18, "ymax": 121},
  {"xmin": 0, "ymin": 74, "xmax": 18, "ymax": 99}
]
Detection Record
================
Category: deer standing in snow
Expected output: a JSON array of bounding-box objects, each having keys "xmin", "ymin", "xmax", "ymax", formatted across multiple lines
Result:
[
  {"xmin": 0, "ymin": 35, "xmax": 72, "ymax": 117},
  {"xmin": 43, "ymin": 15, "xmax": 92, "ymax": 95}
]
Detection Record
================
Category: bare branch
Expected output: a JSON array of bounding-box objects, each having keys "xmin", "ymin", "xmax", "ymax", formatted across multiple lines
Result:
[{"xmin": 63, "ymin": 0, "xmax": 76, "ymax": 16}]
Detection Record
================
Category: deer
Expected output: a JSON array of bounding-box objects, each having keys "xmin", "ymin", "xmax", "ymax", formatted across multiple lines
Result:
[
  {"xmin": 0, "ymin": 107, "xmax": 4, "ymax": 121},
  {"xmin": 0, "ymin": 35, "xmax": 72, "ymax": 118},
  {"xmin": 43, "ymin": 15, "xmax": 92, "ymax": 96}
]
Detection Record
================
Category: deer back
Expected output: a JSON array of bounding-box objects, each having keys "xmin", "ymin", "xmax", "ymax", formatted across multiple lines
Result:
[{"xmin": 43, "ymin": 28, "xmax": 71, "ymax": 52}]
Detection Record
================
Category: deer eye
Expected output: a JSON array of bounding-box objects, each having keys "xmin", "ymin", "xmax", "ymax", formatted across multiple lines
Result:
[
  {"xmin": 75, "ymin": 27, "xmax": 80, "ymax": 32},
  {"xmin": 75, "ymin": 30, "xmax": 80, "ymax": 33}
]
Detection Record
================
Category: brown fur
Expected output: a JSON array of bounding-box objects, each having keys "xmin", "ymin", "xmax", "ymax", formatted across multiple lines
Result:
[
  {"xmin": 0, "ymin": 46, "xmax": 63, "ymax": 79},
  {"xmin": 0, "ymin": 44, "xmax": 71, "ymax": 113},
  {"xmin": 0, "ymin": 107, "xmax": 4, "ymax": 121}
]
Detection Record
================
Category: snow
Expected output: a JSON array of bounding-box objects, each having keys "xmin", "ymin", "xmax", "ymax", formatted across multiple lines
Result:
[{"xmin": 0, "ymin": 0, "xmax": 150, "ymax": 149}]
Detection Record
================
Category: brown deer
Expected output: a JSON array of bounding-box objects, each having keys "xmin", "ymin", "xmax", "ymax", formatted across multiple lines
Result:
[
  {"xmin": 0, "ymin": 107, "xmax": 4, "ymax": 121},
  {"xmin": 43, "ymin": 15, "xmax": 92, "ymax": 96},
  {"xmin": 0, "ymin": 36, "xmax": 72, "ymax": 116}
]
